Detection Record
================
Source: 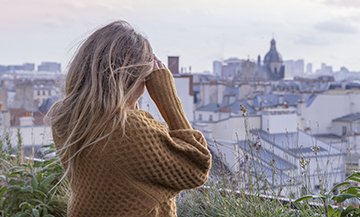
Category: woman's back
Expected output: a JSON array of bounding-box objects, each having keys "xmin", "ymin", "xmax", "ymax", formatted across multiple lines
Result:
[
  {"xmin": 49, "ymin": 21, "xmax": 211, "ymax": 217},
  {"xmin": 54, "ymin": 107, "xmax": 211, "ymax": 216}
]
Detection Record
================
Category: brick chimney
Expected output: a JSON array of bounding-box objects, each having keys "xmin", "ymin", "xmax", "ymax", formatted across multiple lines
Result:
[{"xmin": 168, "ymin": 56, "xmax": 179, "ymax": 74}]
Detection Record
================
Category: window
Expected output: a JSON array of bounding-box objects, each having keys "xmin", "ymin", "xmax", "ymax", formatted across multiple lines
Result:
[
  {"xmin": 342, "ymin": 126, "xmax": 347, "ymax": 136},
  {"xmin": 198, "ymin": 114, "xmax": 202, "ymax": 121},
  {"xmin": 37, "ymin": 90, "xmax": 40, "ymax": 96},
  {"xmin": 43, "ymin": 90, "xmax": 45, "ymax": 95},
  {"xmin": 274, "ymin": 67, "xmax": 277, "ymax": 73},
  {"xmin": 48, "ymin": 90, "xmax": 51, "ymax": 96},
  {"xmin": 209, "ymin": 115, "xmax": 213, "ymax": 121}
]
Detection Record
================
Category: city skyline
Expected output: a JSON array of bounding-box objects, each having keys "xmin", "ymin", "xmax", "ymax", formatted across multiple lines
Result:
[{"xmin": 1, "ymin": 0, "xmax": 360, "ymax": 73}]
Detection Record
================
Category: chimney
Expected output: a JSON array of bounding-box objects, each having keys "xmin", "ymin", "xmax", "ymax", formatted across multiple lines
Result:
[
  {"xmin": 19, "ymin": 111, "xmax": 34, "ymax": 126},
  {"xmin": 278, "ymin": 94, "xmax": 284, "ymax": 105},
  {"xmin": 168, "ymin": 56, "xmax": 179, "ymax": 74},
  {"xmin": 247, "ymin": 96, "xmax": 254, "ymax": 107},
  {"xmin": 19, "ymin": 117, "xmax": 34, "ymax": 126}
]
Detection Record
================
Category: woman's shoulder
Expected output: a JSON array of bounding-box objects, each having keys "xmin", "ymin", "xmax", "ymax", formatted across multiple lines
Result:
[
  {"xmin": 125, "ymin": 109, "xmax": 168, "ymax": 132},
  {"xmin": 127, "ymin": 109, "xmax": 154, "ymax": 120}
]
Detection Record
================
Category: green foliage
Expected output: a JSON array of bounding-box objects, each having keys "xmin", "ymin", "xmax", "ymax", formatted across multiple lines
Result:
[
  {"xmin": 5, "ymin": 132, "xmax": 12, "ymax": 156},
  {"xmin": 0, "ymin": 137, "xmax": 6, "ymax": 160},
  {"xmin": 177, "ymin": 180, "xmax": 324, "ymax": 217},
  {"xmin": 16, "ymin": 128, "xmax": 23, "ymax": 166},
  {"xmin": 295, "ymin": 171, "xmax": 360, "ymax": 217},
  {"xmin": 0, "ymin": 137, "xmax": 68, "ymax": 217}
]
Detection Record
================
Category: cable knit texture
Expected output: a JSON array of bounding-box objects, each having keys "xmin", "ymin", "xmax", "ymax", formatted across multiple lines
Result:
[{"xmin": 52, "ymin": 68, "xmax": 212, "ymax": 216}]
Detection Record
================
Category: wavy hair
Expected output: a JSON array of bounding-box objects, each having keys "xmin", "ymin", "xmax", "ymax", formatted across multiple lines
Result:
[{"xmin": 46, "ymin": 20, "xmax": 153, "ymax": 182}]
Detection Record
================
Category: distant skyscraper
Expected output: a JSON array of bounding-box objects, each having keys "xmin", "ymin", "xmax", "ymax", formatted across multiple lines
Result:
[
  {"xmin": 0, "ymin": 65, "xmax": 6, "ymax": 73},
  {"xmin": 7, "ymin": 65, "xmax": 23, "ymax": 71},
  {"xmin": 321, "ymin": 63, "xmax": 326, "ymax": 72},
  {"xmin": 326, "ymin": 66, "xmax": 333, "ymax": 74},
  {"xmin": 306, "ymin": 63, "xmax": 312, "ymax": 74},
  {"xmin": 213, "ymin": 60, "xmax": 222, "ymax": 76},
  {"xmin": 294, "ymin": 59, "xmax": 304, "ymax": 75},
  {"xmin": 316, "ymin": 63, "xmax": 333, "ymax": 74},
  {"xmin": 284, "ymin": 60, "xmax": 294, "ymax": 77},
  {"xmin": 23, "ymin": 63, "xmax": 35, "ymax": 71},
  {"xmin": 38, "ymin": 62, "xmax": 61, "ymax": 72},
  {"xmin": 284, "ymin": 59, "xmax": 305, "ymax": 77}
]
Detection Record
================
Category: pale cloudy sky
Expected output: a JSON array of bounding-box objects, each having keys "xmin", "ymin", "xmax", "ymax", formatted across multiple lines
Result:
[{"xmin": 1, "ymin": 0, "xmax": 360, "ymax": 73}]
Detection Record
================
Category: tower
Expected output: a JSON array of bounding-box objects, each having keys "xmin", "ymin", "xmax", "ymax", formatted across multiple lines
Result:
[{"xmin": 263, "ymin": 38, "xmax": 285, "ymax": 80}]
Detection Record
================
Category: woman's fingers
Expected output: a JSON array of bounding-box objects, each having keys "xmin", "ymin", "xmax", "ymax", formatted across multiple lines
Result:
[
  {"xmin": 153, "ymin": 54, "xmax": 166, "ymax": 70},
  {"xmin": 153, "ymin": 58, "xmax": 160, "ymax": 70}
]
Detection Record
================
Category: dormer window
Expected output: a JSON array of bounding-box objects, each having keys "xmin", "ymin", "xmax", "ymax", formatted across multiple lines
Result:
[{"xmin": 342, "ymin": 126, "xmax": 347, "ymax": 136}]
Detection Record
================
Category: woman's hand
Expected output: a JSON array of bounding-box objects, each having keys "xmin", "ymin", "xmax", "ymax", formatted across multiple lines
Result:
[{"xmin": 153, "ymin": 54, "xmax": 167, "ymax": 70}]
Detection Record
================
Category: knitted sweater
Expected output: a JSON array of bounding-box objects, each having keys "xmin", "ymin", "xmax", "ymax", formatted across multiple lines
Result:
[{"xmin": 52, "ymin": 69, "xmax": 212, "ymax": 216}]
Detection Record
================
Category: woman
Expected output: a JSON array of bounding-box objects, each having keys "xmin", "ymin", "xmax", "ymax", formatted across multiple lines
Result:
[{"xmin": 47, "ymin": 20, "xmax": 212, "ymax": 216}]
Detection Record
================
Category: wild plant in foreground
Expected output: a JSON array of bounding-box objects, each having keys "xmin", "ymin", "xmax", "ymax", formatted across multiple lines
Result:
[
  {"xmin": 177, "ymin": 105, "xmax": 337, "ymax": 216},
  {"xmin": 296, "ymin": 170, "xmax": 360, "ymax": 217},
  {"xmin": 0, "ymin": 130, "xmax": 68, "ymax": 217}
]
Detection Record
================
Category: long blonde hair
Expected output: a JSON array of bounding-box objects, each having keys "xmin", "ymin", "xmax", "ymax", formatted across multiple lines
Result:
[{"xmin": 46, "ymin": 20, "xmax": 153, "ymax": 182}]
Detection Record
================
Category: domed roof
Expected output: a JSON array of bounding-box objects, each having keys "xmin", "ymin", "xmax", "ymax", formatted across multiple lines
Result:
[{"xmin": 264, "ymin": 39, "xmax": 282, "ymax": 64}]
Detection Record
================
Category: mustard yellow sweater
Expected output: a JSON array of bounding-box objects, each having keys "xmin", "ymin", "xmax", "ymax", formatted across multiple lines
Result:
[{"xmin": 53, "ymin": 69, "xmax": 212, "ymax": 216}]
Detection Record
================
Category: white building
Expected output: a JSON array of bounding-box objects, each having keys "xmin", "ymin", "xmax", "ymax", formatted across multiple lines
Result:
[
  {"xmin": 284, "ymin": 59, "xmax": 305, "ymax": 78},
  {"xmin": 297, "ymin": 90, "xmax": 360, "ymax": 135},
  {"xmin": 7, "ymin": 110, "xmax": 53, "ymax": 158},
  {"xmin": 0, "ymin": 87, "xmax": 11, "ymax": 137},
  {"xmin": 213, "ymin": 60, "xmax": 222, "ymax": 76},
  {"xmin": 306, "ymin": 63, "xmax": 313, "ymax": 74},
  {"xmin": 194, "ymin": 90, "xmax": 346, "ymax": 197},
  {"xmin": 139, "ymin": 74, "xmax": 194, "ymax": 123},
  {"xmin": 33, "ymin": 85, "xmax": 57, "ymax": 107},
  {"xmin": 294, "ymin": 59, "xmax": 304, "ymax": 76}
]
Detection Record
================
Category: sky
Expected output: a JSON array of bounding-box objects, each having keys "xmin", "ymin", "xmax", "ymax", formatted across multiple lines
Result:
[{"xmin": 1, "ymin": 0, "xmax": 360, "ymax": 73}]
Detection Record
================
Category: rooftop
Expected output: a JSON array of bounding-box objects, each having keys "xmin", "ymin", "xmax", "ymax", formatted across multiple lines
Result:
[
  {"xmin": 197, "ymin": 103, "xmax": 221, "ymax": 112},
  {"xmin": 254, "ymin": 129, "xmax": 344, "ymax": 158},
  {"xmin": 253, "ymin": 93, "xmax": 301, "ymax": 108},
  {"xmin": 333, "ymin": 113, "xmax": 360, "ymax": 123}
]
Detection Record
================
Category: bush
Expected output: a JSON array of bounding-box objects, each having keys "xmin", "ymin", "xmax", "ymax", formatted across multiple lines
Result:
[
  {"xmin": 0, "ymin": 130, "xmax": 68, "ymax": 217},
  {"xmin": 296, "ymin": 171, "xmax": 360, "ymax": 217}
]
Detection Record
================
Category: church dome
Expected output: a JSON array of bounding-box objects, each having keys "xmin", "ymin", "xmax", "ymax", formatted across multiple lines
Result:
[{"xmin": 264, "ymin": 39, "xmax": 282, "ymax": 64}]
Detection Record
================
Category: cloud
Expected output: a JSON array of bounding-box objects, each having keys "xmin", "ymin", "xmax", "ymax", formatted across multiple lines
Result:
[
  {"xmin": 314, "ymin": 21, "xmax": 358, "ymax": 34},
  {"xmin": 325, "ymin": 0, "xmax": 360, "ymax": 8},
  {"xmin": 295, "ymin": 35, "xmax": 330, "ymax": 46}
]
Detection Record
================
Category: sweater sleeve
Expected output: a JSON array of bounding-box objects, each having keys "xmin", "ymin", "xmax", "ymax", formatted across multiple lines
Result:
[
  {"xmin": 145, "ymin": 68, "xmax": 192, "ymax": 130},
  {"xmin": 108, "ymin": 111, "xmax": 211, "ymax": 202},
  {"xmin": 105, "ymin": 68, "xmax": 211, "ymax": 204}
]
